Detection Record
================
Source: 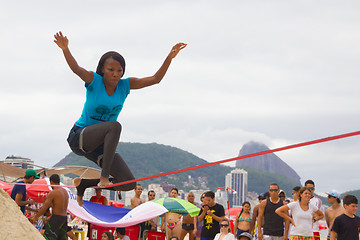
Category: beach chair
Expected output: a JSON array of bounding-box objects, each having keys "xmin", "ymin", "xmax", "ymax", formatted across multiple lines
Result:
[{"xmin": 125, "ymin": 225, "xmax": 141, "ymax": 240}]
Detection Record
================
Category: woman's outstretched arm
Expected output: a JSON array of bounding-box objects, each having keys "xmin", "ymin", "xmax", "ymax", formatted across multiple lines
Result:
[
  {"xmin": 129, "ymin": 42, "xmax": 187, "ymax": 89},
  {"xmin": 54, "ymin": 31, "xmax": 93, "ymax": 83}
]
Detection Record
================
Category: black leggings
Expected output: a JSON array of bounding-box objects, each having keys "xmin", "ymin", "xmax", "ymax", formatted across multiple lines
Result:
[{"xmin": 67, "ymin": 121, "xmax": 136, "ymax": 193}]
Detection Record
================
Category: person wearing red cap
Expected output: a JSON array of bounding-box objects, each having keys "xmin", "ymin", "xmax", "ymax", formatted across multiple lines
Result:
[{"xmin": 10, "ymin": 169, "xmax": 40, "ymax": 214}]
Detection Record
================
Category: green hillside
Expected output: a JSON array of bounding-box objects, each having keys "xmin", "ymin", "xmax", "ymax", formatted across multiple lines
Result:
[{"xmin": 55, "ymin": 142, "xmax": 300, "ymax": 195}]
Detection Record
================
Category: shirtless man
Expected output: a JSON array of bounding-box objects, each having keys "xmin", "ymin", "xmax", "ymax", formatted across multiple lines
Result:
[
  {"xmin": 146, "ymin": 190, "xmax": 159, "ymax": 231},
  {"xmin": 131, "ymin": 184, "xmax": 146, "ymax": 237},
  {"xmin": 33, "ymin": 174, "xmax": 69, "ymax": 240},
  {"xmin": 325, "ymin": 190, "xmax": 345, "ymax": 239},
  {"xmin": 250, "ymin": 192, "xmax": 269, "ymax": 239},
  {"xmin": 131, "ymin": 184, "xmax": 145, "ymax": 209},
  {"xmin": 163, "ymin": 188, "xmax": 182, "ymax": 239},
  {"xmin": 180, "ymin": 192, "xmax": 197, "ymax": 240}
]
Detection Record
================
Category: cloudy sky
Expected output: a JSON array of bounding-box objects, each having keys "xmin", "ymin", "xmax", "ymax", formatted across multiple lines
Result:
[{"xmin": 1, "ymin": 1, "xmax": 359, "ymax": 193}]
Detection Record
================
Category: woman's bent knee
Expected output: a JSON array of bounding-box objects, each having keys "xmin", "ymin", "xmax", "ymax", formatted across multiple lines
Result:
[{"xmin": 108, "ymin": 121, "xmax": 122, "ymax": 133}]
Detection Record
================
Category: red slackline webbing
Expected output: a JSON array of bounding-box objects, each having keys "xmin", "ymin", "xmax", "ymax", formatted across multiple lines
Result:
[
  {"xmin": 104, "ymin": 130, "xmax": 360, "ymax": 188},
  {"xmin": 8, "ymin": 130, "xmax": 360, "ymax": 188}
]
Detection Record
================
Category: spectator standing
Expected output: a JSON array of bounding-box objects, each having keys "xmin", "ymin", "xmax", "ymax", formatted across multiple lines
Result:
[
  {"xmin": 291, "ymin": 187, "xmax": 301, "ymax": 202},
  {"xmin": 88, "ymin": 188, "xmax": 108, "ymax": 239},
  {"xmin": 198, "ymin": 191, "xmax": 225, "ymax": 240},
  {"xmin": 234, "ymin": 202, "xmax": 251, "ymax": 237},
  {"xmin": 131, "ymin": 184, "xmax": 145, "ymax": 208},
  {"xmin": 196, "ymin": 193, "xmax": 206, "ymax": 240},
  {"xmin": 330, "ymin": 194, "xmax": 360, "ymax": 240},
  {"xmin": 276, "ymin": 187, "xmax": 324, "ymax": 240},
  {"xmin": 325, "ymin": 189, "xmax": 344, "ymax": 239},
  {"xmin": 146, "ymin": 190, "xmax": 159, "ymax": 231},
  {"xmin": 10, "ymin": 169, "xmax": 39, "ymax": 214},
  {"xmin": 33, "ymin": 174, "xmax": 69, "ymax": 240},
  {"xmin": 90, "ymin": 188, "xmax": 108, "ymax": 205},
  {"xmin": 180, "ymin": 192, "xmax": 197, "ymax": 240},
  {"xmin": 163, "ymin": 188, "xmax": 182, "ymax": 239},
  {"xmin": 250, "ymin": 192, "xmax": 269, "ymax": 239},
  {"xmin": 257, "ymin": 183, "xmax": 289, "ymax": 240},
  {"xmin": 131, "ymin": 184, "xmax": 146, "ymax": 237},
  {"xmin": 304, "ymin": 180, "xmax": 322, "ymax": 240}
]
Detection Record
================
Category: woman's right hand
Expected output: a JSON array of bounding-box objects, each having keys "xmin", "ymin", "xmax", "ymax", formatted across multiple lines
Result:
[
  {"xmin": 54, "ymin": 31, "xmax": 69, "ymax": 50},
  {"xmin": 290, "ymin": 218, "xmax": 295, "ymax": 227}
]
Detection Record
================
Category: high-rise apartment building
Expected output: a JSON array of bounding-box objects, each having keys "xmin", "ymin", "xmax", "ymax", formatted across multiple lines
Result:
[{"xmin": 225, "ymin": 168, "xmax": 248, "ymax": 208}]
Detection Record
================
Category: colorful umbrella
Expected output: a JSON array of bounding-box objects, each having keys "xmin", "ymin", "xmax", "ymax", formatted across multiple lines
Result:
[
  {"xmin": 0, "ymin": 180, "xmax": 13, "ymax": 195},
  {"xmin": 152, "ymin": 197, "xmax": 200, "ymax": 217}
]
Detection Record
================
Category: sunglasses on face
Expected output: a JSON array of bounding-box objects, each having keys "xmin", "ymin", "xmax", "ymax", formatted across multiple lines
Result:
[
  {"xmin": 308, "ymin": 187, "xmax": 315, "ymax": 190},
  {"xmin": 269, "ymin": 189, "xmax": 279, "ymax": 192},
  {"xmin": 327, "ymin": 195, "xmax": 335, "ymax": 198},
  {"xmin": 149, "ymin": 194, "xmax": 155, "ymax": 197},
  {"xmin": 220, "ymin": 224, "xmax": 229, "ymax": 227}
]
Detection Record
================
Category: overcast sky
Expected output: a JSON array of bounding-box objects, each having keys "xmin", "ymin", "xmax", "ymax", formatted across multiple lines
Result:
[{"xmin": 1, "ymin": 1, "xmax": 360, "ymax": 194}]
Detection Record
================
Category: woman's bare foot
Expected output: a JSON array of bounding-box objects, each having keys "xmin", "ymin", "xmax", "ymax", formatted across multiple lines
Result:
[
  {"xmin": 74, "ymin": 178, "xmax": 84, "ymax": 206},
  {"xmin": 98, "ymin": 176, "xmax": 112, "ymax": 188}
]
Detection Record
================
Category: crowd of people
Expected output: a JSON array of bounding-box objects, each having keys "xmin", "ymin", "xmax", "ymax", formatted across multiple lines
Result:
[
  {"xmin": 8, "ymin": 168, "xmax": 360, "ymax": 240},
  {"xmin": 130, "ymin": 180, "xmax": 359, "ymax": 240}
]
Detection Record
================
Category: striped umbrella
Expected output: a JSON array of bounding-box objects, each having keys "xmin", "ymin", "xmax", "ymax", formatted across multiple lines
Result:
[{"xmin": 152, "ymin": 197, "xmax": 200, "ymax": 217}]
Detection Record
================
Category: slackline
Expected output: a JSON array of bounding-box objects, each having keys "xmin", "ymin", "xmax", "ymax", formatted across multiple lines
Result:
[{"xmin": 9, "ymin": 130, "xmax": 360, "ymax": 188}]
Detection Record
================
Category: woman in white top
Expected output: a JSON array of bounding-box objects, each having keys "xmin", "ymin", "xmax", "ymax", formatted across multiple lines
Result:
[
  {"xmin": 275, "ymin": 187, "xmax": 324, "ymax": 240},
  {"xmin": 214, "ymin": 218, "xmax": 235, "ymax": 240}
]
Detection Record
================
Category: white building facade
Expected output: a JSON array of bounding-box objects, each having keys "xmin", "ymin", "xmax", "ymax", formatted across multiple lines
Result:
[
  {"xmin": 4, "ymin": 155, "xmax": 34, "ymax": 169},
  {"xmin": 225, "ymin": 168, "xmax": 248, "ymax": 208}
]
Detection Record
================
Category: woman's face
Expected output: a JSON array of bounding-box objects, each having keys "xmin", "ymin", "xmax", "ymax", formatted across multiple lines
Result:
[
  {"xmin": 243, "ymin": 203, "xmax": 251, "ymax": 213},
  {"xmin": 102, "ymin": 233, "xmax": 109, "ymax": 240},
  {"xmin": 102, "ymin": 57, "xmax": 124, "ymax": 83},
  {"xmin": 300, "ymin": 189, "xmax": 311, "ymax": 201},
  {"xmin": 170, "ymin": 190, "xmax": 178, "ymax": 198},
  {"xmin": 220, "ymin": 221, "xmax": 230, "ymax": 232}
]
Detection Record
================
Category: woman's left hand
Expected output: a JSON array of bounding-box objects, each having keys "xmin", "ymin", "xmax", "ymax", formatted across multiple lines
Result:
[{"xmin": 169, "ymin": 43, "xmax": 187, "ymax": 58}]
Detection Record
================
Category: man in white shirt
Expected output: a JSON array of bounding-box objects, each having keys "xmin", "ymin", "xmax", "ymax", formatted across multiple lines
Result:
[{"xmin": 305, "ymin": 180, "xmax": 322, "ymax": 240}]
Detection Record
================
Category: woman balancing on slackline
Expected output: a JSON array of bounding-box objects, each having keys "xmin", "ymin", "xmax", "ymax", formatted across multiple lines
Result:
[{"xmin": 54, "ymin": 31, "xmax": 187, "ymax": 206}]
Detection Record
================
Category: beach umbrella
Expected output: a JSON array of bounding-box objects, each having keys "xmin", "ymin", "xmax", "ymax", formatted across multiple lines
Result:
[
  {"xmin": 225, "ymin": 207, "xmax": 242, "ymax": 221},
  {"xmin": 26, "ymin": 177, "xmax": 53, "ymax": 203},
  {"xmin": 0, "ymin": 180, "xmax": 13, "ymax": 195},
  {"xmin": 225, "ymin": 207, "xmax": 242, "ymax": 217},
  {"xmin": 152, "ymin": 197, "xmax": 200, "ymax": 217}
]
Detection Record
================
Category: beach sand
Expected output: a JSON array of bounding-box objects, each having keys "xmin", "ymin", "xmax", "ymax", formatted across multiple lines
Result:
[{"xmin": 0, "ymin": 188, "xmax": 43, "ymax": 240}]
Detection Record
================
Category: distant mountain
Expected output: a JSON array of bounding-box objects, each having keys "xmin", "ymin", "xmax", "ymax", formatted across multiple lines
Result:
[
  {"xmin": 236, "ymin": 141, "xmax": 301, "ymax": 184},
  {"xmin": 55, "ymin": 142, "xmax": 300, "ymax": 195}
]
